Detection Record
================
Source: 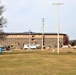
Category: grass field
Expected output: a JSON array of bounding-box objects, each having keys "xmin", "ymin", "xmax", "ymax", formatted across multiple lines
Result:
[{"xmin": 0, "ymin": 48, "xmax": 76, "ymax": 75}]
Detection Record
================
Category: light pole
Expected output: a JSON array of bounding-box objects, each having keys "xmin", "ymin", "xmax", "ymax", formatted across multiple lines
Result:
[{"xmin": 53, "ymin": 3, "xmax": 63, "ymax": 54}]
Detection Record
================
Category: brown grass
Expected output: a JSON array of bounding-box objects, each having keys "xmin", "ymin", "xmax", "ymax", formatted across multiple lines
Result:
[{"xmin": 0, "ymin": 48, "xmax": 76, "ymax": 75}]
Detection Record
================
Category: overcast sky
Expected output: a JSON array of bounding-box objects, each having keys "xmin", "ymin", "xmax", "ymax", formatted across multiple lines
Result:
[{"xmin": 2, "ymin": 0, "xmax": 76, "ymax": 40}]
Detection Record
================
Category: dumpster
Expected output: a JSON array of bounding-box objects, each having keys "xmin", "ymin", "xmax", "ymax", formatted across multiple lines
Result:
[{"xmin": 0, "ymin": 47, "xmax": 2, "ymax": 54}]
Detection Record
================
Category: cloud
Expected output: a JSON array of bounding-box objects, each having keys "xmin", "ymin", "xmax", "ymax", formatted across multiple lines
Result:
[{"xmin": 2, "ymin": 0, "xmax": 76, "ymax": 39}]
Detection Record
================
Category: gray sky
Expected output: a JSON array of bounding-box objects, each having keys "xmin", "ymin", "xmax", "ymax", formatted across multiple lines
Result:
[{"xmin": 2, "ymin": 0, "xmax": 76, "ymax": 40}]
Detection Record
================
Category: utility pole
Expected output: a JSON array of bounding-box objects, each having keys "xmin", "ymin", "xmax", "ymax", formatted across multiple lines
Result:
[
  {"xmin": 42, "ymin": 18, "xmax": 44, "ymax": 51},
  {"xmin": 53, "ymin": 3, "xmax": 63, "ymax": 54},
  {"xmin": 28, "ymin": 29, "xmax": 31, "ymax": 51}
]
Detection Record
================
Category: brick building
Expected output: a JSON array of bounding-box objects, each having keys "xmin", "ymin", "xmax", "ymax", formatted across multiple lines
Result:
[{"xmin": 0, "ymin": 32, "xmax": 69, "ymax": 49}]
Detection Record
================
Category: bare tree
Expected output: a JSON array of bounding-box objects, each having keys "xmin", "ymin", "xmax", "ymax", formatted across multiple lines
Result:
[{"xmin": 0, "ymin": 1, "xmax": 7, "ymax": 33}]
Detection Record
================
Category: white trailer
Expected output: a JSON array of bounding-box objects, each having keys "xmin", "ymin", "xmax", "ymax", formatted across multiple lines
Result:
[{"xmin": 23, "ymin": 44, "xmax": 40, "ymax": 49}]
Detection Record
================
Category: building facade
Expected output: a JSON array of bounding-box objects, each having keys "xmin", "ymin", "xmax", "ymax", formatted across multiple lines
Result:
[{"xmin": 0, "ymin": 32, "xmax": 69, "ymax": 49}]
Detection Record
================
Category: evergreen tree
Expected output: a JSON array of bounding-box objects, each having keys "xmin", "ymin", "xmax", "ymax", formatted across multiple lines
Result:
[
  {"xmin": 63, "ymin": 35, "xmax": 70, "ymax": 45},
  {"xmin": 0, "ymin": 1, "xmax": 7, "ymax": 33}
]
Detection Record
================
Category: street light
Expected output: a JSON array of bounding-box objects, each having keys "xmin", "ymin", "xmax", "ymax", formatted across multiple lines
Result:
[{"xmin": 53, "ymin": 3, "xmax": 63, "ymax": 54}]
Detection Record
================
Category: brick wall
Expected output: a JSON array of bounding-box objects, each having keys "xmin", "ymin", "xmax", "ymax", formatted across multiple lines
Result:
[{"xmin": 0, "ymin": 33, "xmax": 66, "ymax": 48}]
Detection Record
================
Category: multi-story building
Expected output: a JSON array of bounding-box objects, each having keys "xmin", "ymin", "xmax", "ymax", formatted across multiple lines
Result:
[{"xmin": 0, "ymin": 32, "xmax": 69, "ymax": 49}]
